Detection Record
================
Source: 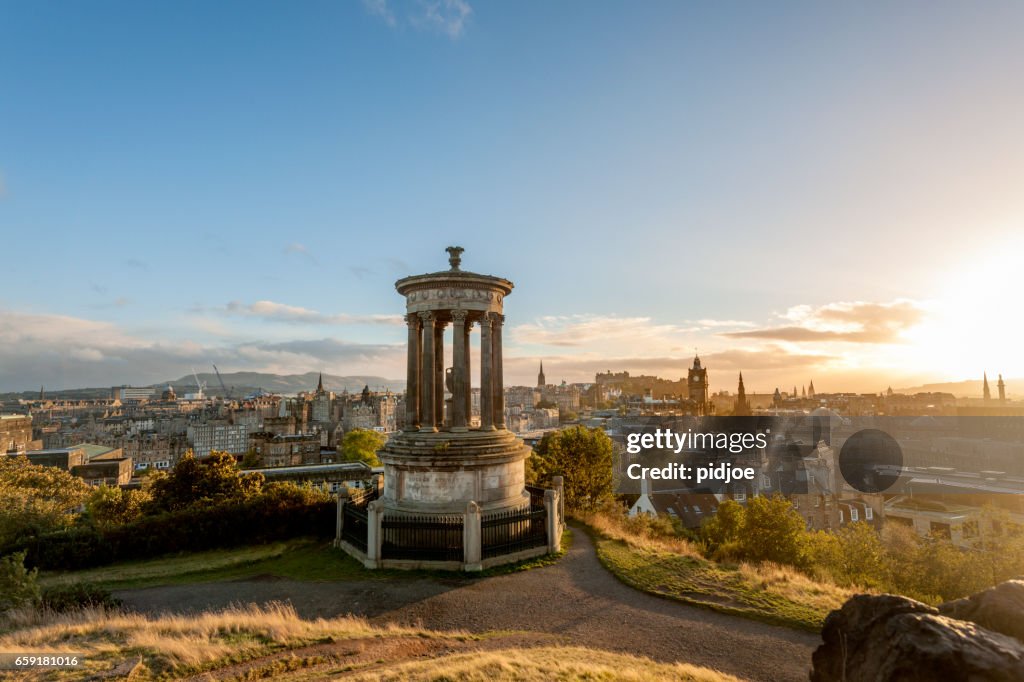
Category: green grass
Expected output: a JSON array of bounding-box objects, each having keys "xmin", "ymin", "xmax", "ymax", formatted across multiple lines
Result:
[
  {"xmin": 39, "ymin": 531, "xmax": 572, "ymax": 591},
  {"xmin": 591, "ymin": 534, "xmax": 837, "ymax": 631},
  {"xmin": 39, "ymin": 540, "xmax": 377, "ymax": 590}
]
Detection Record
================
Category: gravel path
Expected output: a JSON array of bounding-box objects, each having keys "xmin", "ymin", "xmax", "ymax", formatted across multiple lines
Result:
[{"xmin": 117, "ymin": 524, "xmax": 819, "ymax": 681}]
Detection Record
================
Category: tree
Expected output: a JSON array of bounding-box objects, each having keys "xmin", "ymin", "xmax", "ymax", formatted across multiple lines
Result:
[
  {"xmin": 339, "ymin": 429, "xmax": 386, "ymax": 466},
  {"xmin": 535, "ymin": 399, "xmax": 557, "ymax": 410},
  {"xmin": 85, "ymin": 485, "xmax": 151, "ymax": 527},
  {"xmin": 147, "ymin": 451, "xmax": 264, "ymax": 513},
  {"xmin": 0, "ymin": 455, "xmax": 91, "ymax": 546},
  {"xmin": 738, "ymin": 495, "xmax": 808, "ymax": 565},
  {"xmin": 529, "ymin": 425, "xmax": 613, "ymax": 512},
  {"xmin": 0, "ymin": 551, "xmax": 39, "ymax": 611},
  {"xmin": 701, "ymin": 498, "xmax": 745, "ymax": 550}
]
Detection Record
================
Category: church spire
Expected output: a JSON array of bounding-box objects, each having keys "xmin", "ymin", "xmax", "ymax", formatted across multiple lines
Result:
[
  {"xmin": 983, "ymin": 372, "xmax": 991, "ymax": 401},
  {"xmin": 998, "ymin": 374, "xmax": 1006, "ymax": 403},
  {"xmin": 317, "ymin": 372, "xmax": 324, "ymax": 393},
  {"xmin": 537, "ymin": 360, "xmax": 546, "ymax": 388}
]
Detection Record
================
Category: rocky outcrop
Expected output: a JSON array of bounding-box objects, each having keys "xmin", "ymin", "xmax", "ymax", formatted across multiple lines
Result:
[
  {"xmin": 938, "ymin": 579, "xmax": 1024, "ymax": 643},
  {"xmin": 810, "ymin": 588, "xmax": 1024, "ymax": 682}
]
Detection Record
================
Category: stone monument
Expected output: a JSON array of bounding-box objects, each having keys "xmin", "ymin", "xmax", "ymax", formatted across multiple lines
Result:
[
  {"xmin": 337, "ymin": 247, "xmax": 561, "ymax": 571},
  {"xmin": 381, "ymin": 246, "xmax": 530, "ymax": 513}
]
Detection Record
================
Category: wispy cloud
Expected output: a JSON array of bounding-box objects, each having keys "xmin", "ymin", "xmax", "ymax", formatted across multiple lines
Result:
[
  {"xmin": 414, "ymin": 0, "xmax": 472, "ymax": 39},
  {"xmin": 362, "ymin": 0, "xmax": 397, "ymax": 27},
  {"xmin": 283, "ymin": 242, "xmax": 319, "ymax": 266},
  {"xmin": 123, "ymin": 258, "xmax": 149, "ymax": 271},
  {"xmin": 221, "ymin": 300, "xmax": 403, "ymax": 326},
  {"xmin": 363, "ymin": 0, "xmax": 472, "ymax": 39},
  {"xmin": 0, "ymin": 308, "xmax": 405, "ymax": 391},
  {"xmin": 722, "ymin": 300, "xmax": 926, "ymax": 344},
  {"xmin": 512, "ymin": 314, "xmax": 698, "ymax": 348}
]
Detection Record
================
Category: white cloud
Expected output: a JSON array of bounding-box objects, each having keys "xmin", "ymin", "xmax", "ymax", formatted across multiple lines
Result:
[
  {"xmin": 414, "ymin": 0, "xmax": 472, "ymax": 39},
  {"xmin": 362, "ymin": 0, "xmax": 397, "ymax": 26},
  {"xmin": 363, "ymin": 0, "xmax": 472, "ymax": 39},
  {"xmin": 724, "ymin": 299, "xmax": 927, "ymax": 344},
  {"xmin": 220, "ymin": 300, "xmax": 403, "ymax": 326},
  {"xmin": 0, "ymin": 308, "xmax": 406, "ymax": 391}
]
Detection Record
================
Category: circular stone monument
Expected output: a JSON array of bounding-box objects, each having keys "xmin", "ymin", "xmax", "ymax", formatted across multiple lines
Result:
[{"xmin": 378, "ymin": 246, "xmax": 531, "ymax": 514}]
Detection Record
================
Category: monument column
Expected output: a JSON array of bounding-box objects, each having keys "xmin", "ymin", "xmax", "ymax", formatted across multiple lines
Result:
[
  {"xmin": 463, "ymin": 320, "xmax": 472, "ymax": 425},
  {"xmin": 491, "ymin": 313, "xmax": 506, "ymax": 429},
  {"xmin": 479, "ymin": 314, "xmax": 494, "ymax": 430},
  {"xmin": 404, "ymin": 313, "xmax": 421, "ymax": 431},
  {"xmin": 450, "ymin": 311, "xmax": 468, "ymax": 431},
  {"xmin": 434, "ymin": 320, "xmax": 446, "ymax": 428},
  {"xmin": 419, "ymin": 312, "xmax": 436, "ymax": 432}
]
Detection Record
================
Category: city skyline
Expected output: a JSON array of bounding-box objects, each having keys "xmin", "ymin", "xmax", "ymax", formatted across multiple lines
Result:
[{"xmin": 2, "ymin": 1, "xmax": 1022, "ymax": 392}]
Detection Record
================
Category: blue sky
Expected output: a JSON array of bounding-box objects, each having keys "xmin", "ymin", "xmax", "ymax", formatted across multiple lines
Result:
[{"xmin": 2, "ymin": 1, "xmax": 1022, "ymax": 392}]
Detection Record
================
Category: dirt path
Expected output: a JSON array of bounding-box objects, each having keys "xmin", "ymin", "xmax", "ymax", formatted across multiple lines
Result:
[{"xmin": 117, "ymin": 525, "xmax": 819, "ymax": 681}]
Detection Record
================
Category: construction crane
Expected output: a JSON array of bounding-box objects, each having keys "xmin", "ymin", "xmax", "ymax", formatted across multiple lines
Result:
[
  {"xmin": 190, "ymin": 367, "xmax": 206, "ymax": 400},
  {"xmin": 212, "ymin": 364, "xmax": 234, "ymax": 399}
]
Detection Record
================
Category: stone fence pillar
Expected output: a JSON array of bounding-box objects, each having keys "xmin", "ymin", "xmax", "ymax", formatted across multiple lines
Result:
[
  {"xmin": 366, "ymin": 500, "xmax": 382, "ymax": 569},
  {"xmin": 464, "ymin": 501, "xmax": 482, "ymax": 571},
  {"xmin": 552, "ymin": 475, "xmax": 565, "ymax": 526},
  {"xmin": 545, "ymin": 489, "xmax": 561, "ymax": 553}
]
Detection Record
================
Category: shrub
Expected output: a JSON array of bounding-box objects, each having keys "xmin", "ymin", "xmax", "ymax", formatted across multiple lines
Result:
[
  {"xmin": 0, "ymin": 551, "xmax": 39, "ymax": 611},
  {"xmin": 6, "ymin": 485, "xmax": 336, "ymax": 571},
  {"xmin": 40, "ymin": 583, "xmax": 121, "ymax": 612},
  {"xmin": 529, "ymin": 426, "xmax": 614, "ymax": 512}
]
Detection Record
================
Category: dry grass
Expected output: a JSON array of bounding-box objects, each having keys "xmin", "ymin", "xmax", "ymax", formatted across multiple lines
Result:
[
  {"xmin": 575, "ymin": 509, "xmax": 703, "ymax": 558},
  {"xmin": 0, "ymin": 602, "xmax": 450, "ymax": 679},
  {"xmin": 345, "ymin": 645, "xmax": 744, "ymax": 682},
  {"xmin": 735, "ymin": 561, "xmax": 855, "ymax": 615},
  {"xmin": 578, "ymin": 509, "xmax": 854, "ymax": 630}
]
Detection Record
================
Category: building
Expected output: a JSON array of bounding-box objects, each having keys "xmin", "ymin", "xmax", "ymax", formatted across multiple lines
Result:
[
  {"xmin": 1, "ymin": 414, "xmax": 39, "ymax": 454},
  {"xmin": 687, "ymin": 355, "xmax": 711, "ymax": 414},
  {"xmin": 733, "ymin": 373, "xmax": 751, "ymax": 416},
  {"xmin": 114, "ymin": 386, "xmax": 156, "ymax": 403},
  {"xmin": 187, "ymin": 421, "xmax": 250, "ymax": 457},
  {"xmin": 248, "ymin": 431, "xmax": 322, "ymax": 467}
]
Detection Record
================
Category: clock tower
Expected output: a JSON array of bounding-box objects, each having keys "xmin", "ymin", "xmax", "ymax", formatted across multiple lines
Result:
[{"xmin": 687, "ymin": 355, "xmax": 710, "ymax": 414}]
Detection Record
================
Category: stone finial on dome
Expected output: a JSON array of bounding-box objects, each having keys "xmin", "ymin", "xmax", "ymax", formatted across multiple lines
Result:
[{"xmin": 446, "ymin": 245, "xmax": 464, "ymax": 271}]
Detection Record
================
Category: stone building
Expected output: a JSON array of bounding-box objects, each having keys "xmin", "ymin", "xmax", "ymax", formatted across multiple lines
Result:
[{"xmin": 0, "ymin": 414, "xmax": 39, "ymax": 454}]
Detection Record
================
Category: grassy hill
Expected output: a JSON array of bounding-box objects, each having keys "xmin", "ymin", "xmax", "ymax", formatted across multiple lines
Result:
[{"xmin": 0, "ymin": 603, "xmax": 740, "ymax": 681}]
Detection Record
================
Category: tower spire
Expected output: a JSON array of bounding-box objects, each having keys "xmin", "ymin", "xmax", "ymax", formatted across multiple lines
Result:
[
  {"xmin": 998, "ymin": 374, "xmax": 1006, "ymax": 403},
  {"xmin": 317, "ymin": 372, "xmax": 324, "ymax": 393},
  {"xmin": 537, "ymin": 360, "xmax": 546, "ymax": 388},
  {"xmin": 983, "ymin": 372, "xmax": 991, "ymax": 401}
]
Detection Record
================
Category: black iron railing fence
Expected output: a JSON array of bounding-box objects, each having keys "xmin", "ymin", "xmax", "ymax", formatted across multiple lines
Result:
[
  {"xmin": 341, "ymin": 502, "xmax": 369, "ymax": 553},
  {"xmin": 348, "ymin": 486, "xmax": 378, "ymax": 508},
  {"xmin": 525, "ymin": 485, "xmax": 546, "ymax": 508},
  {"xmin": 339, "ymin": 487, "xmax": 377, "ymax": 553},
  {"xmin": 381, "ymin": 514, "xmax": 464, "ymax": 562},
  {"xmin": 481, "ymin": 504, "xmax": 548, "ymax": 559}
]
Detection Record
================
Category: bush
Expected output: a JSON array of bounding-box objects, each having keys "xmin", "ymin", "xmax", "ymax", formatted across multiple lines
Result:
[
  {"xmin": 0, "ymin": 551, "xmax": 39, "ymax": 611},
  {"xmin": 5, "ymin": 485, "xmax": 336, "ymax": 571},
  {"xmin": 40, "ymin": 583, "xmax": 121, "ymax": 612},
  {"xmin": 529, "ymin": 426, "xmax": 614, "ymax": 512}
]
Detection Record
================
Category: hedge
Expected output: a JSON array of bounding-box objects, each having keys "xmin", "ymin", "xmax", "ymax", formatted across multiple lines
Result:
[{"xmin": 5, "ymin": 496, "xmax": 335, "ymax": 571}]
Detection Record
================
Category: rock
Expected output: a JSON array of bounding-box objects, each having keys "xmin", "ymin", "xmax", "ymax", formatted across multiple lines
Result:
[
  {"xmin": 938, "ymin": 579, "xmax": 1024, "ymax": 643},
  {"xmin": 810, "ymin": 592, "xmax": 1024, "ymax": 682}
]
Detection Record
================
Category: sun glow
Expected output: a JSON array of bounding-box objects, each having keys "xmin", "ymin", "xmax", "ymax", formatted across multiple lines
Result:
[{"xmin": 898, "ymin": 232, "xmax": 1024, "ymax": 382}]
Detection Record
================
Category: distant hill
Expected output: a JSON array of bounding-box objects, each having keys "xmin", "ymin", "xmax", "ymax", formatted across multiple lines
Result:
[
  {"xmin": 0, "ymin": 372, "xmax": 405, "ymax": 403},
  {"xmin": 163, "ymin": 371, "xmax": 405, "ymax": 397},
  {"xmin": 894, "ymin": 377, "xmax": 1020, "ymax": 399}
]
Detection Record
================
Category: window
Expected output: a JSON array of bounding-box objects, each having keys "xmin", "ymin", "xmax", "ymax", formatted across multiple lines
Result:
[
  {"xmin": 850, "ymin": 507, "xmax": 859, "ymax": 522},
  {"xmin": 865, "ymin": 507, "xmax": 873, "ymax": 521}
]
